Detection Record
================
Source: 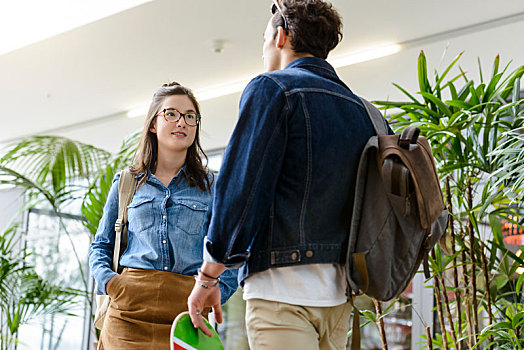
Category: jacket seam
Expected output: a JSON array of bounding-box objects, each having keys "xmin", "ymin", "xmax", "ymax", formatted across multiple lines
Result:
[
  {"xmin": 299, "ymin": 92, "xmax": 312, "ymax": 245},
  {"xmin": 224, "ymin": 87, "xmax": 288, "ymax": 259}
]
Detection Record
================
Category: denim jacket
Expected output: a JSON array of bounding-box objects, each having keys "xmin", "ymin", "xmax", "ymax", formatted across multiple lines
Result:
[
  {"xmin": 89, "ymin": 169, "xmax": 238, "ymax": 304},
  {"xmin": 204, "ymin": 57, "xmax": 378, "ymax": 283}
]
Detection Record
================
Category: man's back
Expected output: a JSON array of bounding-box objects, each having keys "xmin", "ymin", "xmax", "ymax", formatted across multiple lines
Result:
[
  {"xmin": 188, "ymin": 2, "xmax": 370, "ymax": 349},
  {"xmin": 209, "ymin": 57, "xmax": 375, "ymax": 280}
]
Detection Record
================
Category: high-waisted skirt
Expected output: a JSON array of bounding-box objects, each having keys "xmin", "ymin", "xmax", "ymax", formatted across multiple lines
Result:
[{"xmin": 98, "ymin": 267, "xmax": 197, "ymax": 350}]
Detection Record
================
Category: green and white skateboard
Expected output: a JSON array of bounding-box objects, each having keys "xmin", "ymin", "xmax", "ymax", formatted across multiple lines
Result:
[{"xmin": 170, "ymin": 312, "xmax": 224, "ymax": 350}]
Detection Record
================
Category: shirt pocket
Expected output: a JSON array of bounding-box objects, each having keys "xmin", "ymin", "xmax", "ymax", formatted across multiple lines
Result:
[
  {"xmin": 127, "ymin": 195, "xmax": 155, "ymax": 232},
  {"xmin": 175, "ymin": 199, "xmax": 209, "ymax": 235}
]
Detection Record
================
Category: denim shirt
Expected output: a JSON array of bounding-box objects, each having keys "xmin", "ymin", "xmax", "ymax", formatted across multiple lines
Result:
[
  {"xmin": 204, "ymin": 57, "xmax": 380, "ymax": 283},
  {"xmin": 89, "ymin": 169, "xmax": 238, "ymax": 304}
]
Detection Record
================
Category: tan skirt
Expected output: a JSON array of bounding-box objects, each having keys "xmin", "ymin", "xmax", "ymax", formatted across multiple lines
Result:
[{"xmin": 98, "ymin": 267, "xmax": 199, "ymax": 350}]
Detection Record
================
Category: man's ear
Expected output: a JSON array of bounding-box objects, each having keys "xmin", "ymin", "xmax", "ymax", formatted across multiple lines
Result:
[{"xmin": 275, "ymin": 26, "xmax": 287, "ymax": 49}]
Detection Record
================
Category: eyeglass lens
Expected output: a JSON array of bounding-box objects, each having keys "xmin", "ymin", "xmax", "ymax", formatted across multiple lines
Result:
[{"xmin": 163, "ymin": 108, "xmax": 199, "ymax": 126}]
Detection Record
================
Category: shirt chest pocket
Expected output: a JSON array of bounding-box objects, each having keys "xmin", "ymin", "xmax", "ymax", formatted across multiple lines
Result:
[
  {"xmin": 175, "ymin": 199, "xmax": 209, "ymax": 235},
  {"xmin": 127, "ymin": 195, "xmax": 155, "ymax": 232}
]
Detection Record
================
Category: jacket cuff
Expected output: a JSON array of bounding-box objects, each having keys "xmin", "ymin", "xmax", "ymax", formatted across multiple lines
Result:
[{"xmin": 203, "ymin": 236, "xmax": 248, "ymax": 269}]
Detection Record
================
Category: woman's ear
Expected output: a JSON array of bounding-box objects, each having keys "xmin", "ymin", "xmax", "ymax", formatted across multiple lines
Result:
[{"xmin": 149, "ymin": 119, "xmax": 157, "ymax": 133}]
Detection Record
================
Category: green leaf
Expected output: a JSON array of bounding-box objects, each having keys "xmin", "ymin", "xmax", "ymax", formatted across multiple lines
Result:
[
  {"xmin": 436, "ymin": 51, "xmax": 464, "ymax": 87},
  {"xmin": 492, "ymin": 54, "xmax": 500, "ymax": 78},
  {"xmin": 392, "ymin": 83, "xmax": 422, "ymax": 105},
  {"xmin": 492, "ymin": 274, "xmax": 510, "ymax": 290},
  {"xmin": 360, "ymin": 310, "xmax": 377, "ymax": 323},
  {"xmin": 419, "ymin": 92, "xmax": 453, "ymax": 117},
  {"xmin": 446, "ymin": 100, "xmax": 472, "ymax": 110},
  {"xmin": 517, "ymin": 269, "xmax": 524, "ymax": 295},
  {"xmin": 418, "ymin": 50, "xmax": 431, "ymax": 94},
  {"xmin": 457, "ymin": 80, "xmax": 474, "ymax": 101},
  {"xmin": 478, "ymin": 56, "xmax": 484, "ymax": 83}
]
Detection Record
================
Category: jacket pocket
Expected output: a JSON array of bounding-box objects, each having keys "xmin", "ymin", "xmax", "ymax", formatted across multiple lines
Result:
[
  {"xmin": 175, "ymin": 199, "xmax": 208, "ymax": 235},
  {"xmin": 127, "ymin": 195, "xmax": 155, "ymax": 232}
]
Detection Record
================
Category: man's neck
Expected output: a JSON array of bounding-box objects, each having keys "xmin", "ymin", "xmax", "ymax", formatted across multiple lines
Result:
[{"xmin": 280, "ymin": 52, "xmax": 314, "ymax": 70}]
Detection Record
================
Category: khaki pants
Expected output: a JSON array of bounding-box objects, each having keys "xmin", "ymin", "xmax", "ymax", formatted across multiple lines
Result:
[
  {"xmin": 246, "ymin": 299, "xmax": 351, "ymax": 350},
  {"xmin": 98, "ymin": 268, "xmax": 198, "ymax": 350}
]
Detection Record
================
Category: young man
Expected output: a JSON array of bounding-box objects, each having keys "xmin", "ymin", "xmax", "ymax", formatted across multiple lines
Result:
[{"xmin": 188, "ymin": 1, "xmax": 375, "ymax": 348}]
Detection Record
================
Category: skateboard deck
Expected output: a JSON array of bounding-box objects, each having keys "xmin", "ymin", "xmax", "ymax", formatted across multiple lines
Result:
[{"xmin": 170, "ymin": 311, "xmax": 224, "ymax": 350}]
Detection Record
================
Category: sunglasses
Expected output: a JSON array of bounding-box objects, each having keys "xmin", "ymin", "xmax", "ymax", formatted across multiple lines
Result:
[{"xmin": 271, "ymin": 0, "xmax": 289, "ymax": 32}]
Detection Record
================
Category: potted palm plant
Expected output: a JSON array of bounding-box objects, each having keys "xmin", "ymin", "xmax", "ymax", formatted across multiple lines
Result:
[{"xmin": 373, "ymin": 50, "xmax": 524, "ymax": 349}]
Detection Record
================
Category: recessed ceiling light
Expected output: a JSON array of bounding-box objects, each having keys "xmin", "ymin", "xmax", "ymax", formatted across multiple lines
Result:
[{"xmin": 0, "ymin": 0, "xmax": 151, "ymax": 56}]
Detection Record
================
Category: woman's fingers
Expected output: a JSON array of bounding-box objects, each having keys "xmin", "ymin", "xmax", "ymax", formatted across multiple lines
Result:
[{"xmin": 187, "ymin": 285, "xmax": 221, "ymax": 337}]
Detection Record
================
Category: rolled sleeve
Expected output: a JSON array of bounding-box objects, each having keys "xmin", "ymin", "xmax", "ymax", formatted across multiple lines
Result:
[{"xmin": 88, "ymin": 174, "xmax": 120, "ymax": 295}]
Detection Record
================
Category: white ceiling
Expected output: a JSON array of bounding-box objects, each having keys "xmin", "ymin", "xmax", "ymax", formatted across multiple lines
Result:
[{"xmin": 1, "ymin": 0, "xmax": 524, "ymax": 153}]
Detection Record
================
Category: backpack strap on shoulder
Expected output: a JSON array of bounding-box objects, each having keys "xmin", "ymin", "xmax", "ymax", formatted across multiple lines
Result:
[
  {"xmin": 358, "ymin": 97, "xmax": 389, "ymax": 135},
  {"xmin": 112, "ymin": 168, "xmax": 137, "ymax": 273}
]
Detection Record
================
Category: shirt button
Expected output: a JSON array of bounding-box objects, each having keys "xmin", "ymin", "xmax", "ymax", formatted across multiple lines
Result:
[
  {"xmin": 163, "ymin": 240, "xmax": 167, "ymax": 244},
  {"xmin": 193, "ymin": 205, "xmax": 197, "ymax": 209},
  {"xmin": 291, "ymin": 252, "xmax": 298, "ymax": 261},
  {"xmin": 164, "ymin": 266, "xmax": 168, "ymax": 271},
  {"xmin": 163, "ymin": 215, "xmax": 167, "ymax": 219},
  {"xmin": 305, "ymin": 250, "xmax": 314, "ymax": 258}
]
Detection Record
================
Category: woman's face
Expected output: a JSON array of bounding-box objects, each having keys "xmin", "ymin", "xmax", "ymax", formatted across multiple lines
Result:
[{"xmin": 150, "ymin": 94, "xmax": 198, "ymax": 153}]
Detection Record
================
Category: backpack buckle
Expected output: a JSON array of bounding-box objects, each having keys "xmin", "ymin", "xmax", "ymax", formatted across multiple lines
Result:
[{"xmin": 114, "ymin": 219, "xmax": 123, "ymax": 233}]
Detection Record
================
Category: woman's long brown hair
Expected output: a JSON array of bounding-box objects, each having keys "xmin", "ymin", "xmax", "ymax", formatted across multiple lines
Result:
[{"xmin": 130, "ymin": 82, "xmax": 212, "ymax": 192}]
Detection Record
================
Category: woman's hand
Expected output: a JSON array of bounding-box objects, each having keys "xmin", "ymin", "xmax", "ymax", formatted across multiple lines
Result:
[
  {"xmin": 187, "ymin": 261, "xmax": 226, "ymax": 337},
  {"xmin": 105, "ymin": 274, "xmax": 118, "ymax": 294},
  {"xmin": 187, "ymin": 282, "xmax": 222, "ymax": 337}
]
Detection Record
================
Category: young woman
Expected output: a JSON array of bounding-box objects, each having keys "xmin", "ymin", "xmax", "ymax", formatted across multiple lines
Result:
[{"xmin": 89, "ymin": 82, "xmax": 237, "ymax": 349}]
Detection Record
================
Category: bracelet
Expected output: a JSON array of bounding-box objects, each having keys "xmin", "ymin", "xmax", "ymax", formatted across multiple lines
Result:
[
  {"xmin": 197, "ymin": 268, "xmax": 219, "ymax": 280},
  {"xmin": 194, "ymin": 276, "xmax": 220, "ymax": 289}
]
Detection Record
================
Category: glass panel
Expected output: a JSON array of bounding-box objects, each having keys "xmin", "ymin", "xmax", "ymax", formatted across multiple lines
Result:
[{"xmin": 16, "ymin": 208, "xmax": 89, "ymax": 350}]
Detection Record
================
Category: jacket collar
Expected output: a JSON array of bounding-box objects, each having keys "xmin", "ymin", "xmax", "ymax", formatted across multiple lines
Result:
[{"xmin": 283, "ymin": 56, "xmax": 348, "ymax": 89}]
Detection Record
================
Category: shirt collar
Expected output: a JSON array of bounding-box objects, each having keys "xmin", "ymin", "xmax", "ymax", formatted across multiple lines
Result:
[{"xmin": 144, "ymin": 165, "xmax": 187, "ymax": 182}]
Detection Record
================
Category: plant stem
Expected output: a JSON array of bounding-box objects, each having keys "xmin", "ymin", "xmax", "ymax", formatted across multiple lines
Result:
[
  {"xmin": 446, "ymin": 178, "xmax": 463, "ymax": 350},
  {"xmin": 479, "ymin": 243, "xmax": 494, "ymax": 349},
  {"xmin": 438, "ymin": 273, "xmax": 459, "ymax": 349},
  {"xmin": 426, "ymin": 326, "xmax": 433, "ymax": 350},
  {"xmin": 432, "ymin": 250, "xmax": 449, "ymax": 350},
  {"xmin": 461, "ymin": 247, "xmax": 474, "ymax": 349},
  {"xmin": 373, "ymin": 299, "xmax": 388, "ymax": 350},
  {"xmin": 467, "ymin": 178, "xmax": 479, "ymax": 340}
]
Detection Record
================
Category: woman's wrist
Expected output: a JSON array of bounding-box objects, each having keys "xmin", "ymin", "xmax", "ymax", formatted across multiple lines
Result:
[
  {"xmin": 199, "ymin": 261, "xmax": 226, "ymax": 281},
  {"xmin": 197, "ymin": 267, "xmax": 219, "ymax": 281}
]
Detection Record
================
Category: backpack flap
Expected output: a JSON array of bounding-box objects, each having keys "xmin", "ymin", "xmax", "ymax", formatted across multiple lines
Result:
[{"xmin": 378, "ymin": 129, "xmax": 445, "ymax": 229}]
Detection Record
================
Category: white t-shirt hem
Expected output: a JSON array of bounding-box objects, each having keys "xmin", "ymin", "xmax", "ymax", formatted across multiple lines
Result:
[{"xmin": 242, "ymin": 263, "xmax": 348, "ymax": 308}]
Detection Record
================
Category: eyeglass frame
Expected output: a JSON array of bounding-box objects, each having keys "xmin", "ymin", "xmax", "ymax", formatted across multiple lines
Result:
[
  {"xmin": 156, "ymin": 108, "xmax": 201, "ymax": 126},
  {"xmin": 271, "ymin": 0, "xmax": 289, "ymax": 33}
]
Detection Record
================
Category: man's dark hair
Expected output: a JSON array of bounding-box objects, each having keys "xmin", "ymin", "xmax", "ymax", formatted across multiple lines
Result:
[{"xmin": 272, "ymin": 0, "xmax": 343, "ymax": 59}]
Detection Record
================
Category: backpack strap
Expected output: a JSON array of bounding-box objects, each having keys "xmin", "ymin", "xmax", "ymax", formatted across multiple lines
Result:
[
  {"xmin": 349, "ymin": 97, "xmax": 388, "ymax": 350},
  {"xmin": 358, "ymin": 97, "xmax": 389, "ymax": 135},
  {"xmin": 112, "ymin": 168, "xmax": 137, "ymax": 273}
]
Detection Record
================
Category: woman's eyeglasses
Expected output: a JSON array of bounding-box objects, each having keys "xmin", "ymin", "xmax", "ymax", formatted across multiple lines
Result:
[
  {"xmin": 157, "ymin": 108, "xmax": 201, "ymax": 126},
  {"xmin": 271, "ymin": 0, "xmax": 288, "ymax": 33}
]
